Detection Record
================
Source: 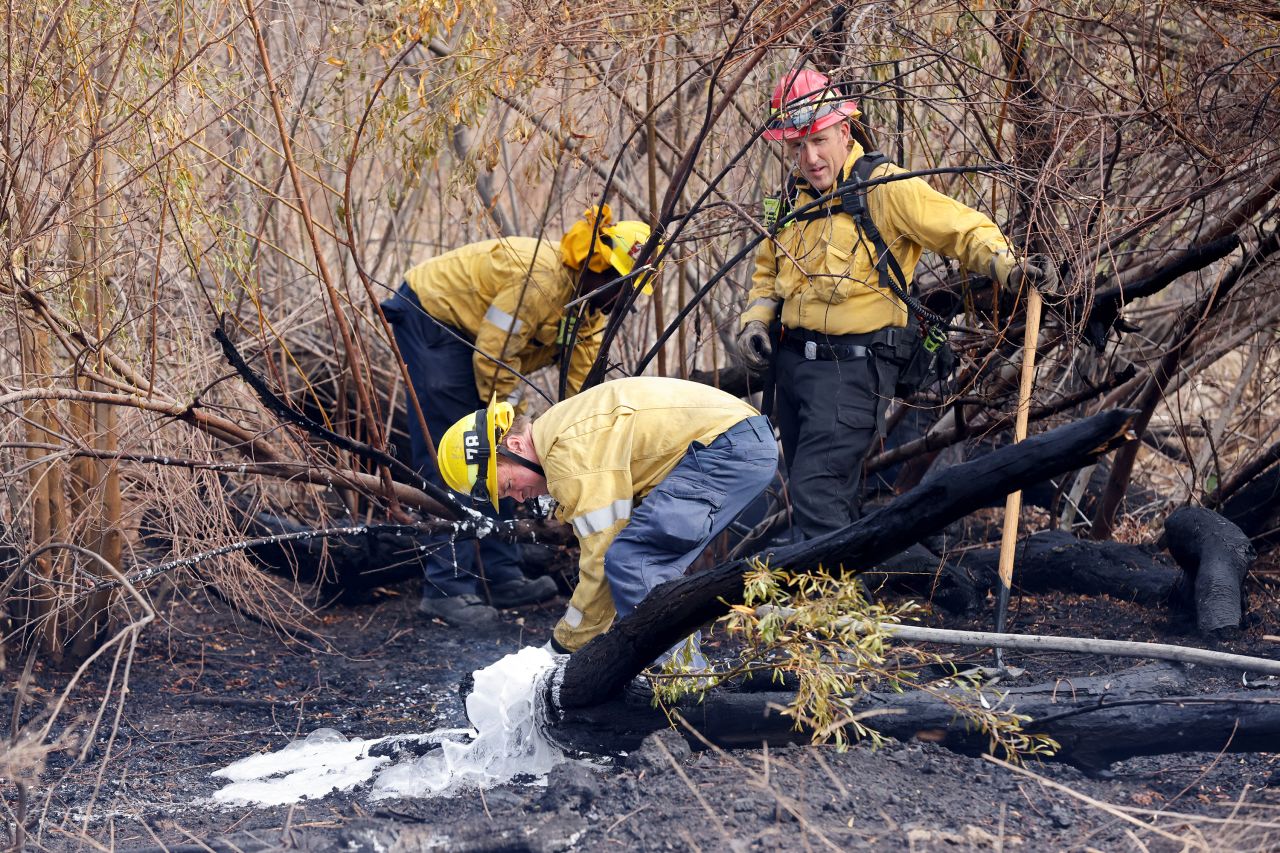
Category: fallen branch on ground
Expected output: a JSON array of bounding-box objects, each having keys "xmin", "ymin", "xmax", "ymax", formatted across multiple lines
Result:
[
  {"xmin": 756, "ymin": 605, "xmax": 1280, "ymax": 676},
  {"xmin": 551, "ymin": 664, "xmax": 1280, "ymax": 773}
]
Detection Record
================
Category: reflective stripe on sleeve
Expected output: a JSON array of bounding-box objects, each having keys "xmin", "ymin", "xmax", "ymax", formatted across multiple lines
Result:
[
  {"xmin": 747, "ymin": 297, "xmax": 780, "ymax": 313},
  {"xmin": 483, "ymin": 305, "xmax": 525, "ymax": 334},
  {"xmin": 570, "ymin": 498, "xmax": 633, "ymax": 538},
  {"xmin": 563, "ymin": 606, "xmax": 583, "ymax": 628}
]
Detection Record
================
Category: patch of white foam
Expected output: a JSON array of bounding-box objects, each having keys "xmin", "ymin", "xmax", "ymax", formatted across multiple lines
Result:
[
  {"xmin": 207, "ymin": 646, "xmax": 565, "ymax": 806},
  {"xmin": 372, "ymin": 645, "xmax": 564, "ymax": 798},
  {"xmin": 210, "ymin": 727, "xmax": 387, "ymax": 806}
]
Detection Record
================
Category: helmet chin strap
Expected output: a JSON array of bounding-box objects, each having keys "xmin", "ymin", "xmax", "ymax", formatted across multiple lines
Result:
[{"xmin": 497, "ymin": 445, "xmax": 545, "ymax": 478}]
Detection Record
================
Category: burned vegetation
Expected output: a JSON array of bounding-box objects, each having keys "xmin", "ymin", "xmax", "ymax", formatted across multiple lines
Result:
[{"xmin": 4, "ymin": 1, "xmax": 1280, "ymax": 850}]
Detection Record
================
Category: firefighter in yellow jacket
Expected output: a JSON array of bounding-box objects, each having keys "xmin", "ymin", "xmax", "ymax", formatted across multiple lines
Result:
[
  {"xmin": 382, "ymin": 207, "xmax": 652, "ymax": 628},
  {"xmin": 434, "ymin": 377, "xmax": 778, "ymax": 655},
  {"xmin": 737, "ymin": 68, "xmax": 1056, "ymax": 539}
]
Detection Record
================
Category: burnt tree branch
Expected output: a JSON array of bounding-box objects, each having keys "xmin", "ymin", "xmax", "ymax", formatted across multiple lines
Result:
[
  {"xmin": 552, "ymin": 407, "xmax": 1139, "ymax": 711},
  {"xmin": 213, "ymin": 318, "xmax": 462, "ymax": 519},
  {"xmin": 1083, "ymin": 234, "xmax": 1241, "ymax": 350},
  {"xmin": 552, "ymin": 665, "xmax": 1280, "ymax": 774}
]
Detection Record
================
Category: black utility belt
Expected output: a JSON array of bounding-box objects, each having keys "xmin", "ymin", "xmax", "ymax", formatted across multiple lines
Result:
[
  {"xmin": 779, "ymin": 327, "xmax": 898, "ymax": 362},
  {"xmin": 780, "ymin": 335, "xmax": 872, "ymax": 362}
]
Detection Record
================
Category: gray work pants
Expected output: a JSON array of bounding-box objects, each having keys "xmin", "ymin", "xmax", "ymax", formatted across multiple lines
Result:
[{"xmin": 603, "ymin": 415, "xmax": 778, "ymax": 621}]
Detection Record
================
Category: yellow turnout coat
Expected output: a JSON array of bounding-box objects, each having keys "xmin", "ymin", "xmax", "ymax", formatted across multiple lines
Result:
[
  {"xmin": 741, "ymin": 143, "xmax": 1015, "ymax": 335},
  {"xmin": 531, "ymin": 377, "xmax": 759, "ymax": 650},
  {"xmin": 404, "ymin": 238, "xmax": 605, "ymax": 404}
]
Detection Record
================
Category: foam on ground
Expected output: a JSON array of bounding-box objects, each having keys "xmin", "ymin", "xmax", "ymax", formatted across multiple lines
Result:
[
  {"xmin": 373, "ymin": 645, "xmax": 564, "ymax": 798},
  {"xmin": 208, "ymin": 646, "xmax": 564, "ymax": 805},
  {"xmin": 210, "ymin": 727, "xmax": 388, "ymax": 806}
]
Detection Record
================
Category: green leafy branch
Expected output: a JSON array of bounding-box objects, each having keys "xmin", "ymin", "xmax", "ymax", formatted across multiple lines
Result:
[{"xmin": 650, "ymin": 558, "xmax": 1059, "ymax": 762}]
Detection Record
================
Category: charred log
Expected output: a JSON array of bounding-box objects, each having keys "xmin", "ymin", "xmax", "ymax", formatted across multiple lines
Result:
[
  {"xmin": 551, "ymin": 664, "xmax": 1280, "ymax": 773},
  {"xmin": 947, "ymin": 512, "xmax": 1254, "ymax": 637},
  {"xmin": 553, "ymin": 408, "xmax": 1139, "ymax": 711},
  {"xmin": 886, "ymin": 682, "xmax": 1280, "ymax": 776},
  {"xmin": 1161, "ymin": 507, "xmax": 1256, "ymax": 637},
  {"xmin": 954, "ymin": 529, "xmax": 1185, "ymax": 605},
  {"xmin": 952, "ymin": 518, "xmax": 1254, "ymax": 639}
]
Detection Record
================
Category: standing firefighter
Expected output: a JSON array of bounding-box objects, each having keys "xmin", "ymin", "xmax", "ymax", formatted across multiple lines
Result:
[
  {"xmin": 736, "ymin": 68, "xmax": 1055, "ymax": 539},
  {"xmin": 434, "ymin": 377, "xmax": 779, "ymax": 658},
  {"xmin": 383, "ymin": 206, "xmax": 652, "ymax": 628}
]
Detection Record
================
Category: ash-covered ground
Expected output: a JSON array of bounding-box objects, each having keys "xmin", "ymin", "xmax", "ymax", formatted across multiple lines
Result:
[{"xmin": 5, "ymin": 564, "xmax": 1279, "ymax": 852}]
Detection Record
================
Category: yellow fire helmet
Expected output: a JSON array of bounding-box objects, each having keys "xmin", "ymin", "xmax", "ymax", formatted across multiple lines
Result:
[
  {"xmin": 602, "ymin": 219, "xmax": 656, "ymax": 295},
  {"xmin": 436, "ymin": 398, "xmax": 515, "ymax": 510}
]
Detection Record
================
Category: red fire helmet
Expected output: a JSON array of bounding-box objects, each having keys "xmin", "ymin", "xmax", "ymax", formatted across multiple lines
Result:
[{"xmin": 763, "ymin": 68, "xmax": 859, "ymax": 141}]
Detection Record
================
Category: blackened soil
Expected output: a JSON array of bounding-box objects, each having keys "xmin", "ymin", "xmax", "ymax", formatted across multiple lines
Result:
[{"xmin": 4, "ymin": 562, "xmax": 1280, "ymax": 852}]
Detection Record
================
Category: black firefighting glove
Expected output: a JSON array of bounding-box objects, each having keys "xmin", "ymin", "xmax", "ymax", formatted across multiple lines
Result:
[
  {"xmin": 736, "ymin": 320, "xmax": 773, "ymax": 373},
  {"xmin": 1005, "ymin": 254, "xmax": 1060, "ymax": 295}
]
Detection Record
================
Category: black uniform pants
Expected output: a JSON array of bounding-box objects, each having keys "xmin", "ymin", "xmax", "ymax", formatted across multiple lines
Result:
[
  {"xmin": 381, "ymin": 283, "xmax": 523, "ymax": 598},
  {"xmin": 774, "ymin": 343, "xmax": 898, "ymax": 540}
]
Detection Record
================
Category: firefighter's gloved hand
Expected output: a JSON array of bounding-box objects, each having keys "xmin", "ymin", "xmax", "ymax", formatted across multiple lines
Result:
[
  {"xmin": 736, "ymin": 320, "xmax": 773, "ymax": 373},
  {"xmin": 1006, "ymin": 254, "xmax": 1060, "ymax": 294}
]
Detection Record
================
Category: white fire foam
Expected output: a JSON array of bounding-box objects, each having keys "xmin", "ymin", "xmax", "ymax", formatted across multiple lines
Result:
[
  {"xmin": 373, "ymin": 645, "xmax": 564, "ymax": 798},
  {"xmin": 208, "ymin": 646, "xmax": 565, "ymax": 805},
  {"xmin": 210, "ymin": 727, "xmax": 387, "ymax": 806}
]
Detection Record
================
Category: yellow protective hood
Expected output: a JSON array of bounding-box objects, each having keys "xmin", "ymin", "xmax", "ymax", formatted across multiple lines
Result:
[{"xmin": 561, "ymin": 204, "xmax": 619, "ymax": 273}]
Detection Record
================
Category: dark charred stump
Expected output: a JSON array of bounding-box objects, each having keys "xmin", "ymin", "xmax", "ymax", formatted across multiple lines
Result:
[
  {"xmin": 552, "ymin": 408, "xmax": 1139, "ymax": 712},
  {"xmin": 1162, "ymin": 507, "xmax": 1256, "ymax": 638}
]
